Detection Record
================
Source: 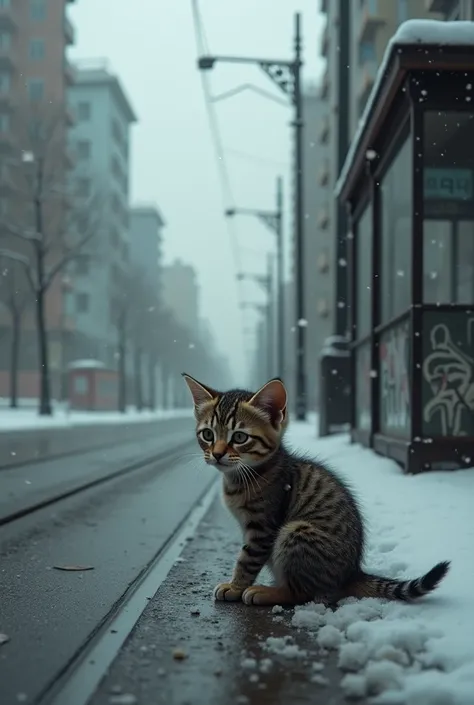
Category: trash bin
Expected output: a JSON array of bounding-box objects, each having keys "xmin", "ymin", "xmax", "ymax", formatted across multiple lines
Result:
[{"xmin": 319, "ymin": 336, "xmax": 351, "ymax": 437}]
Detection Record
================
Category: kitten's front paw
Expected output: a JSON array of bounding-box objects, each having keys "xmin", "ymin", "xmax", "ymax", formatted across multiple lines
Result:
[{"xmin": 213, "ymin": 582, "xmax": 244, "ymax": 602}]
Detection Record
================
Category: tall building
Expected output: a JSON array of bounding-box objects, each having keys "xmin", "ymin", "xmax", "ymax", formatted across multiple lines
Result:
[
  {"xmin": 0, "ymin": 0, "xmax": 76, "ymax": 398},
  {"xmin": 300, "ymin": 86, "xmax": 332, "ymax": 409},
  {"xmin": 67, "ymin": 60, "xmax": 137, "ymax": 369},
  {"xmin": 161, "ymin": 259, "xmax": 199, "ymax": 334},
  {"xmin": 319, "ymin": 0, "xmax": 443, "ymax": 339},
  {"xmin": 129, "ymin": 205, "xmax": 165, "ymax": 296}
]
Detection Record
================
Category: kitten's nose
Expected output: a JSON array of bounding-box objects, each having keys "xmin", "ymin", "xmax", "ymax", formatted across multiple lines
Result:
[{"xmin": 213, "ymin": 451, "xmax": 225, "ymax": 461}]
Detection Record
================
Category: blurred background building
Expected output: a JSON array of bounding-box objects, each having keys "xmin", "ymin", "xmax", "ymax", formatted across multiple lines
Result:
[
  {"xmin": 0, "ymin": 1, "xmax": 228, "ymax": 408},
  {"xmin": 67, "ymin": 60, "xmax": 137, "ymax": 371}
]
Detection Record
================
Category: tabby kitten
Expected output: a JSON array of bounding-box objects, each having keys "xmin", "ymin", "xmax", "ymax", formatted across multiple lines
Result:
[{"xmin": 182, "ymin": 374, "xmax": 450, "ymax": 606}]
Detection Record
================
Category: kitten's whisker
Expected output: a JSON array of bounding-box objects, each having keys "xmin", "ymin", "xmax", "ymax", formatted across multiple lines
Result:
[{"xmin": 240, "ymin": 462, "xmax": 263, "ymax": 495}]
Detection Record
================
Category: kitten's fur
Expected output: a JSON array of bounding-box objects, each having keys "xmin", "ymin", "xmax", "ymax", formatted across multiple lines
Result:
[{"xmin": 183, "ymin": 374, "xmax": 450, "ymax": 607}]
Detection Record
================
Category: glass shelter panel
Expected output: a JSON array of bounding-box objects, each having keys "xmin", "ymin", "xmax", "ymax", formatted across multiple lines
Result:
[
  {"xmin": 380, "ymin": 136, "xmax": 412, "ymax": 323},
  {"xmin": 355, "ymin": 341, "xmax": 371, "ymax": 430},
  {"xmin": 356, "ymin": 204, "xmax": 372, "ymax": 339},
  {"xmin": 423, "ymin": 111, "xmax": 474, "ymax": 305},
  {"xmin": 379, "ymin": 317, "xmax": 411, "ymax": 437},
  {"xmin": 422, "ymin": 310, "xmax": 474, "ymax": 437}
]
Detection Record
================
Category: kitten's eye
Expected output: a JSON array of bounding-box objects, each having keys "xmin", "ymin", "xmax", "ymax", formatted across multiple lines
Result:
[
  {"xmin": 232, "ymin": 431, "xmax": 249, "ymax": 445},
  {"xmin": 199, "ymin": 428, "xmax": 214, "ymax": 442}
]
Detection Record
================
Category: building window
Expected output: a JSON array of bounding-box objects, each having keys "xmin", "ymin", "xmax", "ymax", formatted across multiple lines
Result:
[
  {"xmin": 28, "ymin": 79, "xmax": 44, "ymax": 101},
  {"xmin": 77, "ymin": 101, "xmax": 91, "ymax": 121},
  {"xmin": 76, "ymin": 177, "xmax": 91, "ymax": 198},
  {"xmin": 356, "ymin": 203, "xmax": 372, "ymax": 338},
  {"xmin": 30, "ymin": 0, "xmax": 46, "ymax": 20},
  {"xmin": 77, "ymin": 140, "xmax": 91, "ymax": 160},
  {"xmin": 29, "ymin": 39, "xmax": 45, "ymax": 60},
  {"xmin": 0, "ymin": 113, "xmax": 9, "ymax": 133},
  {"xmin": 380, "ymin": 135, "xmax": 412, "ymax": 322},
  {"xmin": 359, "ymin": 41, "xmax": 375, "ymax": 63},
  {"xmin": 75, "ymin": 255, "xmax": 90, "ymax": 276},
  {"xmin": 0, "ymin": 71, "xmax": 10, "ymax": 94},
  {"xmin": 76, "ymin": 292, "xmax": 89, "ymax": 313},
  {"xmin": 423, "ymin": 110, "xmax": 474, "ymax": 305},
  {"xmin": 0, "ymin": 32, "xmax": 11, "ymax": 50}
]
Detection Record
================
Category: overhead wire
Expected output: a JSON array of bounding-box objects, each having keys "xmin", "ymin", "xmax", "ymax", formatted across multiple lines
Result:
[{"xmin": 190, "ymin": 0, "xmax": 253, "ymax": 373}]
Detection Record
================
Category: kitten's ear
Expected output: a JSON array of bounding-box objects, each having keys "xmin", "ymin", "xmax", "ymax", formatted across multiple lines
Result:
[
  {"xmin": 182, "ymin": 373, "xmax": 218, "ymax": 407},
  {"xmin": 248, "ymin": 378, "xmax": 287, "ymax": 423}
]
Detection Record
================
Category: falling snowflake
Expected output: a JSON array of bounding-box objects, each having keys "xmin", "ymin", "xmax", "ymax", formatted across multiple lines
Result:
[
  {"xmin": 365, "ymin": 149, "xmax": 377, "ymax": 160},
  {"xmin": 297, "ymin": 319, "xmax": 308, "ymax": 328}
]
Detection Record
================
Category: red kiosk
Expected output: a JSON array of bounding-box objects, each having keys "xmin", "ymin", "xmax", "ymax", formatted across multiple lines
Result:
[{"xmin": 68, "ymin": 360, "xmax": 118, "ymax": 412}]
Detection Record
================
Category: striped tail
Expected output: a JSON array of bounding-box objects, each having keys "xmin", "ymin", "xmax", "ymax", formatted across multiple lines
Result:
[{"xmin": 345, "ymin": 561, "xmax": 450, "ymax": 602}]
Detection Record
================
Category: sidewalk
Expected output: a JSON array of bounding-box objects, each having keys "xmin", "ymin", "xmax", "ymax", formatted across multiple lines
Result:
[
  {"xmin": 89, "ymin": 497, "xmax": 347, "ymax": 705},
  {"xmin": 88, "ymin": 422, "xmax": 474, "ymax": 705}
]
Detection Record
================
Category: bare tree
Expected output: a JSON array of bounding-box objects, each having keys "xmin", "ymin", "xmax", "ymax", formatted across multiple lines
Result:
[
  {"xmin": 0, "ymin": 254, "xmax": 32, "ymax": 407},
  {"xmin": 0, "ymin": 102, "xmax": 104, "ymax": 415},
  {"xmin": 111, "ymin": 266, "xmax": 160, "ymax": 413}
]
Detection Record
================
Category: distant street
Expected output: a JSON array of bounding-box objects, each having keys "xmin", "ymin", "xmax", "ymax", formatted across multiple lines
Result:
[{"xmin": 0, "ymin": 430, "xmax": 214, "ymax": 705}]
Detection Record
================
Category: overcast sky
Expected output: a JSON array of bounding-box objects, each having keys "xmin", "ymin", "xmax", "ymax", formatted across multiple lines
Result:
[{"xmin": 69, "ymin": 0, "xmax": 325, "ymax": 386}]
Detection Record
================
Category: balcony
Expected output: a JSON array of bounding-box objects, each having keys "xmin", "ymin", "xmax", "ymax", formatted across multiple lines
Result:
[
  {"xmin": 318, "ymin": 208, "xmax": 330, "ymax": 230},
  {"xmin": 317, "ymin": 253, "xmax": 330, "ymax": 273},
  {"xmin": 64, "ymin": 59, "xmax": 76, "ymax": 86},
  {"xmin": 65, "ymin": 105, "xmax": 76, "ymax": 126},
  {"xmin": 318, "ymin": 161, "xmax": 330, "ymax": 187},
  {"xmin": 319, "ymin": 69, "xmax": 329, "ymax": 100},
  {"xmin": 358, "ymin": 0, "xmax": 386, "ymax": 43},
  {"xmin": 64, "ymin": 15, "xmax": 75, "ymax": 45},
  {"xmin": 320, "ymin": 20, "xmax": 329, "ymax": 58},
  {"xmin": 317, "ymin": 298, "xmax": 330, "ymax": 318},
  {"xmin": 319, "ymin": 115, "xmax": 330, "ymax": 144},
  {"xmin": 0, "ymin": 6, "xmax": 17, "ymax": 32}
]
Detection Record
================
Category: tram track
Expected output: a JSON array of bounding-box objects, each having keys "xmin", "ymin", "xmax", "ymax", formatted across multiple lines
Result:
[{"xmin": 0, "ymin": 439, "xmax": 194, "ymax": 528}]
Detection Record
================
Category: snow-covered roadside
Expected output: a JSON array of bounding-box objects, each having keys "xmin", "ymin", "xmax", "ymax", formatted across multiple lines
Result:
[
  {"xmin": 0, "ymin": 404, "xmax": 193, "ymax": 432},
  {"xmin": 282, "ymin": 420, "xmax": 474, "ymax": 704}
]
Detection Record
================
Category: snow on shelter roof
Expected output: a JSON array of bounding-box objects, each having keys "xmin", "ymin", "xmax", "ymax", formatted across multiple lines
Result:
[{"xmin": 335, "ymin": 20, "xmax": 474, "ymax": 200}]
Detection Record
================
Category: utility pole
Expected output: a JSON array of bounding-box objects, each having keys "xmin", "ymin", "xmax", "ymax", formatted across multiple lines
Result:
[
  {"xmin": 225, "ymin": 175, "xmax": 284, "ymax": 380},
  {"xmin": 197, "ymin": 12, "xmax": 307, "ymax": 419}
]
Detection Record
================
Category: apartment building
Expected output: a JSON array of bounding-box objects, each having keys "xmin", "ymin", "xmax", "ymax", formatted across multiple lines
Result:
[
  {"xmin": 296, "ymin": 86, "xmax": 332, "ymax": 409},
  {"xmin": 0, "ymin": 0, "xmax": 76, "ymax": 398},
  {"xmin": 67, "ymin": 61, "xmax": 137, "ymax": 369},
  {"xmin": 129, "ymin": 205, "xmax": 165, "ymax": 298},
  {"xmin": 161, "ymin": 259, "xmax": 200, "ymax": 335},
  {"xmin": 319, "ymin": 0, "xmax": 444, "ymax": 341}
]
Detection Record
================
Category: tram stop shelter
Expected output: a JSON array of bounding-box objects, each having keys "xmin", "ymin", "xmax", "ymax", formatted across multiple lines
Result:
[{"xmin": 336, "ymin": 20, "xmax": 474, "ymax": 474}]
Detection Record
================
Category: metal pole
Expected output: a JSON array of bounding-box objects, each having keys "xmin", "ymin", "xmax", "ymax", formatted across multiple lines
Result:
[
  {"xmin": 266, "ymin": 253, "xmax": 274, "ymax": 379},
  {"xmin": 294, "ymin": 13, "xmax": 306, "ymax": 420},
  {"xmin": 276, "ymin": 176, "xmax": 284, "ymax": 381}
]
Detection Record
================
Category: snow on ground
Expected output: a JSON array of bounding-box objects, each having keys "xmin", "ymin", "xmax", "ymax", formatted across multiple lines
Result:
[
  {"xmin": 0, "ymin": 400, "xmax": 192, "ymax": 432},
  {"xmin": 281, "ymin": 418, "xmax": 474, "ymax": 704}
]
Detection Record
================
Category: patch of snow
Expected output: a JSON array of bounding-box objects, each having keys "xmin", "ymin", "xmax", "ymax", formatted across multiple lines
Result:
[
  {"xmin": 0, "ymin": 402, "xmax": 193, "ymax": 432},
  {"xmin": 264, "ymin": 636, "xmax": 307, "ymax": 659},
  {"xmin": 284, "ymin": 420, "xmax": 474, "ymax": 704},
  {"xmin": 336, "ymin": 21, "xmax": 474, "ymax": 198},
  {"xmin": 271, "ymin": 604, "xmax": 284, "ymax": 614},
  {"xmin": 241, "ymin": 657, "xmax": 257, "ymax": 671}
]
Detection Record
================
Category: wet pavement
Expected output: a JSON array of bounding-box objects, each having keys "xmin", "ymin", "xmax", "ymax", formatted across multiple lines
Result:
[
  {"xmin": 0, "ymin": 447, "xmax": 212, "ymax": 705},
  {"xmin": 89, "ymin": 498, "xmax": 350, "ymax": 705}
]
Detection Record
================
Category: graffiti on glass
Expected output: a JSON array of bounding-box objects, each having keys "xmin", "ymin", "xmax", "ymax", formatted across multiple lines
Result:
[
  {"xmin": 379, "ymin": 321, "xmax": 410, "ymax": 435},
  {"xmin": 422, "ymin": 321, "xmax": 474, "ymax": 436}
]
